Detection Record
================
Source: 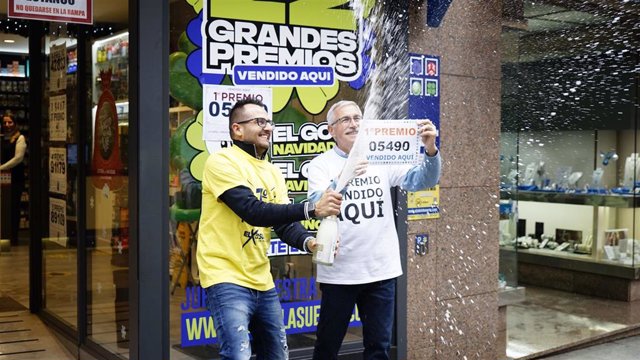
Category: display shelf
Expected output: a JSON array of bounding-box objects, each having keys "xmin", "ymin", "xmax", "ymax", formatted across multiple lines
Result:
[
  {"xmin": 92, "ymin": 32, "xmax": 129, "ymax": 105},
  {"xmin": 500, "ymin": 187, "xmax": 639, "ymax": 270},
  {"xmin": 505, "ymin": 246, "xmax": 640, "ymax": 278},
  {"xmin": 500, "ymin": 190, "xmax": 639, "ymax": 207}
]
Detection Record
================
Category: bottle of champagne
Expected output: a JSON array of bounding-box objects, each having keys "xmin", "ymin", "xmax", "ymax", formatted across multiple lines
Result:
[{"xmin": 312, "ymin": 215, "xmax": 339, "ymax": 265}]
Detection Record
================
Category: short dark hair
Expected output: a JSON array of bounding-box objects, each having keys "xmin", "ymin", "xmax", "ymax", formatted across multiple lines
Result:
[{"xmin": 229, "ymin": 98, "xmax": 267, "ymax": 124}]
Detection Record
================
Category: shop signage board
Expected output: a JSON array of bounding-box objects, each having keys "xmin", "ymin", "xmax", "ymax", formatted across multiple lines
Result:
[{"xmin": 8, "ymin": 0, "xmax": 93, "ymax": 25}]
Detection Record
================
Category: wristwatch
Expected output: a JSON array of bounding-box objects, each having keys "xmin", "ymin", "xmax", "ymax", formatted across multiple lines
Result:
[{"xmin": 305, "ymin": 201, "xmax": 316, "ymax": 219}]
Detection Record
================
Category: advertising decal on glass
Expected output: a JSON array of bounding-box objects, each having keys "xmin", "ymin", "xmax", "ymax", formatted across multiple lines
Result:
[{"xmin": 171, "ymin": 0, "xmax": 382, "ymax": 349}]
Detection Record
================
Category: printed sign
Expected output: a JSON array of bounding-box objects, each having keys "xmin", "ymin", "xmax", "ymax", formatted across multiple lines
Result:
[
  {"xmin": 49, "ymin": 197, "xmax": 67, "ymax": 239},
  {"xmin": 202, "ymin": 85, "xmax": 272, "ymax": 142},
  {"xmin": 49, "ymin": 147, "xmax": 67, "ymax": 195},
  {"xmin": 408, "ymin": 53, "xmax": 441, "ymax": 220},
  {"xmin": 49, "ymin": 94, "xmax": 67, "ymax": 141},
  {"xmin": 360, "ymin": 120, "xmax": 423, "ymax": 166},
  {"xmin": 8, "ymin": 0, "xmax": 93, "ymax": 25},
  {"xmin": 408, "ymin": 186, "xmax": 440, "ymax": 220},
  {"xmin": 49, "ymin": 43, "xmax": 67, "ymax": 92},
  {"xmin": 202, "ymin": 0, "xmax": 362, "ymax": 86}
]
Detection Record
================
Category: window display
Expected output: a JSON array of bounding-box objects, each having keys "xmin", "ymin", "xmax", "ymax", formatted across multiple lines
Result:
[
  {"xmin": 500, "ymin": 130, "xmax": 638, "ymax": 268},
  {"xmin": 500, "ymin": 1, "xmax": 638, "ymax": 274}
]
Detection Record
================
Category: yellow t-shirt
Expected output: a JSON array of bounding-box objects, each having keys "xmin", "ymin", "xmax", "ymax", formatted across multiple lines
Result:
[{"xmin": 197, "ymin": 145, "xmax": 289, "ymax": 290}]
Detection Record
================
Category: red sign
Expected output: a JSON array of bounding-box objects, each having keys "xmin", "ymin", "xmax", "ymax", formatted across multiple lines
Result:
[{"xmin": 8, "ymin": 0, "xmax": 93, "ymax": 25}]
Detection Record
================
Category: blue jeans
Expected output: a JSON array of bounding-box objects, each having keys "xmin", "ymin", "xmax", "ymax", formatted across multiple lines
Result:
[
  {"xmin": 205, "ymin": 283, "xmax": 288, "ymax": 360},
  {"xmin": 313, "ymin": 278, "xmax": 396, "ymax": 360}
]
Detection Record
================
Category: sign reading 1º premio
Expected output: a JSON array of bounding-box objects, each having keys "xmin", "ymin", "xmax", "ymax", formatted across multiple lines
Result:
[
  {"xmin": 361, "ymin": 120, "xmax": 424, "ymax": 166},
  {"xmin": 8, "ymin": 0, "xmax": 93, "ymax": 25},
  {"xmin": 202, "ymin": 85, "xmax": 272, "ymax": 143}
]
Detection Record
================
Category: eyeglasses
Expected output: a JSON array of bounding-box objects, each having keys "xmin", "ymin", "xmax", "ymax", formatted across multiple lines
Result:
[
  {"xmin": 332, "ymin": 115, "xmax": 362, "ymax": 126},
  {"xmin": 236, "ymin": 117, "xmax": 274, "ymax": 128}
]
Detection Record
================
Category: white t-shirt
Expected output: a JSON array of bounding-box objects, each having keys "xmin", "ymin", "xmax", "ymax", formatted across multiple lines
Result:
[{"xmin": 307, "ymin": 148, "xmax": 412, "ymax": 285}]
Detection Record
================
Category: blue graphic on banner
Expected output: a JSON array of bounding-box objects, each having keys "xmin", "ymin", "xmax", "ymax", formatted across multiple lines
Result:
[
  {"xmin": 268, "ymin": 238, "xmax": 309, "ymax": 256},
  {"xmin": 180, "ymin": 281, "xmax": 361, "ymax": 347},
  {"xmin": 408, "ymin": 207, "xmax": 440, "ymax": 216},
  {"xmin": 233, "ymin": 65, "xmax": 335, "ymax": 86},
  {"xmin": 408, "ymin": 53, "xmax": 440, "ymax": 149},
  {"xmin": 181, "ymin": 310, "xmax": 218, "ymax": 346}
]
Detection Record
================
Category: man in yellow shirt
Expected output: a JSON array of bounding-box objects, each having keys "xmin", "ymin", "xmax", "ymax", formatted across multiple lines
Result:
[{"xmin": 197, "ymin": 98, "xmax": 342, "ymax": 360}]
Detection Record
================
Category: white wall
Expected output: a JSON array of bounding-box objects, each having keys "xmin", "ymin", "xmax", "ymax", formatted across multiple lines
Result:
[{"xmin": 517, "ymin": 201, "xmax": 594, "ymax": 240}]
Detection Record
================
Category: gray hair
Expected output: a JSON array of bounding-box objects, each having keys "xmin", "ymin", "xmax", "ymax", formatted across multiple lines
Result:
[{"xmin": 326, "ymin": 100, "xmax": 360, "ymax": 125}]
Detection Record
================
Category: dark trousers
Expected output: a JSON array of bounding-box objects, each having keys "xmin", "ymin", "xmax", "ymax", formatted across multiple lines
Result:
[
  {"xmin": 9, "ymin": 179, "xmax": 23, "ymax": 245},
  {"xmin": 313, "ymin": 278, "xmax": 396, "ymax": 360},
  {"xmin": 1, "ymin": 180, "xmax": 23, "ymax": 245}
]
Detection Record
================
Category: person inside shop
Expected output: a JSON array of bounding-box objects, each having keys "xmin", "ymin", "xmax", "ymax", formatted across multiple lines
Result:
[
  {"xmin": 196, "ymin": 98, "xmax": 343, "ymax": 360},
  {"xmin": 0, "ymin": 110, "xmax": 26, "ymax": 246},
  {"xmin": 307, "ymin": 100, "xmax": 441, "ymax": 360}
]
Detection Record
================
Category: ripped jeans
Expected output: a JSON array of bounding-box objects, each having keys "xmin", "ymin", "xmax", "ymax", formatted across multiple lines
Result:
[{"xmin": 205, "ymin": 283, "xmax": 289, "ymax": 360}]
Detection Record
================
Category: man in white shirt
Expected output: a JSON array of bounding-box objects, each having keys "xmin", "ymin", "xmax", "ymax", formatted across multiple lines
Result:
[{"xmin": 307, "ymin": 100, "xmax": 441, "ymax": 360}]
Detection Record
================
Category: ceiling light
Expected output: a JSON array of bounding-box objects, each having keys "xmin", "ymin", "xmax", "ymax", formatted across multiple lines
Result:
[{"xmin": 4, "ymin": 39, "xmax": 15, "ymax": 43}]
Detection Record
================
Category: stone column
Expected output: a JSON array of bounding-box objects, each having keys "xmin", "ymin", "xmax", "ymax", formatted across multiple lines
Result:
[{"xmin": 406, "ymin": 1, "xmax": 502, "ymax": 359}]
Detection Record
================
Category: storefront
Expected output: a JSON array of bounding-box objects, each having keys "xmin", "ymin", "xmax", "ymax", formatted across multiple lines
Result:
[
  {"xmin": 5, "ymin": 0, "xmax": 430, "ymax": 359},
  {"xmin": 2, "ymin": 0, "xmax": 636, "ymax": 359}
]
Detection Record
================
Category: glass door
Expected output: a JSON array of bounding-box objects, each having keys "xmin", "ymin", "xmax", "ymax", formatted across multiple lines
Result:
[
  {"xmin": 85, "ymin": 27, "xmax": 130, "ymax": 356},
  {"xmin": 42, "ymin": 32, "xmax": 79, "ymax": 331},
  {"xmin": 37, "ymin": 2, "xmax": 130, "ymax": 359}
]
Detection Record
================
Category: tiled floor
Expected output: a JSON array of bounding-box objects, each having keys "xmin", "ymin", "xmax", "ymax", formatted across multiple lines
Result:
[
  {"xmin": 0, "ymin": 310, "xmax": 75, "ymax": 359},
  {"xmin": 541, "ymin": 335, "xmax": 640, "ymax": 360},
  {"xmin": 3, "ymin": 244, "xmax": 640, "ymax": 359},
  {"xmin": 1, "ymin": 245, "xmax": 75, "ymax": 360},
  {"xmin": 507, "ymin": 286, "xmax": 640, "ymax": 359}
]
